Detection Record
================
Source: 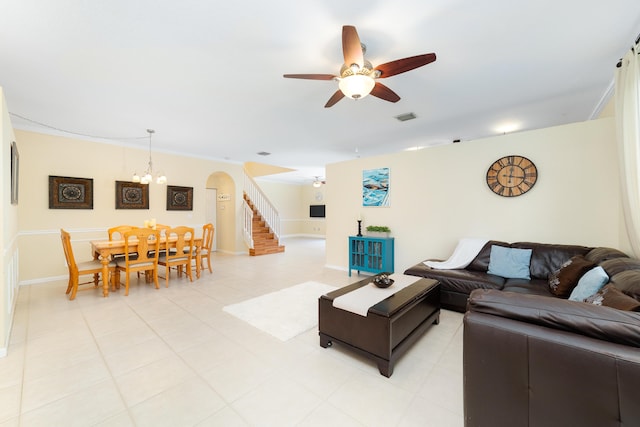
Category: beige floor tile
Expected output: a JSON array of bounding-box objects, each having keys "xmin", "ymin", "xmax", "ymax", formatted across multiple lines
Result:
[
  {"xmin": 231, "ymin": 376, "xmax": 323, "ymax": 426},
  {"xmin": 398, "ymin": 399, "xmax": 464, "ymax": 427},
  {"xmin": 20, "ymin": 379, "xmax": 126, "ymax": 427},
  {"xmin": 200, "ymin": 347, "xmax": 278, "ymax": 403},
  {"xmin": 102, "ymin": 336, "xmax": 174, "ymax": 377},
  {"xmin": 21, "ymin": 355, "xmax": 111, "ymax": 413},
  {"xmin": 0, "ymin": 384, "xmax": 21, "ymax": 424},
  {"xmin": 327, "ymin": 371, "xmax": 415, "ymax": 426},
  {"xmin": 129, "ymin": 377, "xmax": 225, "ymax": 426},
  {"xmin": 114, "ymin": 354, "xmax": 196, "ymax": 407},
  {"xmin": 297, "ymin": 402, "xmax": 365, "ymax": 426},
  {"xmin": 417, "ymin": 365, "xmax": 464, "ymax": 416},
  {"xmin": 195, "ymin": 406, "xmax": 249, "ymax": 426}
]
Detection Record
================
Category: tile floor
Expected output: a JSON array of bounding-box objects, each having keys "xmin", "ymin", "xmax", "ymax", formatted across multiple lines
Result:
[{"xmin": 0, "ymin": 237, "xmax": 464, "ymax": 427}]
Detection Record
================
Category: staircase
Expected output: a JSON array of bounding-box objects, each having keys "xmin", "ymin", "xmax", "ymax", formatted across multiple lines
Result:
[{"xmin": 244, "ymin": 194, "xmax": 285, "ymax": 256}]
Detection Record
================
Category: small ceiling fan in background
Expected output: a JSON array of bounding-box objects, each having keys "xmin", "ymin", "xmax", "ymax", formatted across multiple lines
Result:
[
  {"xmin": 312, "ymin": 176, "xmax": 326, "ymax": 188},
  {"xmin": 283, "ymin": 25, "xmax": 436, "ymax": 108}
]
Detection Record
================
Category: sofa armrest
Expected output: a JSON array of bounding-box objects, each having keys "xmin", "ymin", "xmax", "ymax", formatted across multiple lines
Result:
[{"xmin": 467, "ymin": 289, "xmax": 640, "ymax": 347}]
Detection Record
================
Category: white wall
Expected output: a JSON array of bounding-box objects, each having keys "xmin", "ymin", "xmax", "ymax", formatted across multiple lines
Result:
[
  {"xmin": 326, "ymin": 118, "xmax": 627, "ymax": 272},
  {"xmin": 1, "ymin": 88, "xmax": 19, "ymax": 356}
]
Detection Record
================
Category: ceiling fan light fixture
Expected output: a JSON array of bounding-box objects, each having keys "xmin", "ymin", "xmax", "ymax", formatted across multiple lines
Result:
[{"xmin": 339, "ymin": 74, "xmax": 375, "ymax": 100}]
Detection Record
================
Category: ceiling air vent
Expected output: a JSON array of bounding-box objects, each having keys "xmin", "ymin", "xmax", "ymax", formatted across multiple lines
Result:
[
  {"xmin": 395, "ymin": 112, "xmax": 416, "ymax": 122},
  {"xmin": 257, "ymin": 151, "xmax": 271, "ymax": 156}
]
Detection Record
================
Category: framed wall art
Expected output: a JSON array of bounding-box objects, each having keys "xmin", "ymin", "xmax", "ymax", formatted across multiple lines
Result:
[
  {"xmin": 166, "ymin": 185, "xmax": 193, "ymax": 211},
  {"xmin": 49, "ymin": 175, "xmax": 94, "ymax": 209},
  {"xmin": 10, "ymin": 141, "xmax": 19, "ymax": 205},
  {"xmin": 115, "ymin": 181, "xmax": 149, "ymax": 209},
  {"xmin": 363, "ymin": 167, "xmax": 390, "ymax": 207}
]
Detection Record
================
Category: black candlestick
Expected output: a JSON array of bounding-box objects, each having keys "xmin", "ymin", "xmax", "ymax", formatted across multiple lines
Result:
[{"xmin": 357, "ymin": 220, "xmax": 362, "ymax": 237}]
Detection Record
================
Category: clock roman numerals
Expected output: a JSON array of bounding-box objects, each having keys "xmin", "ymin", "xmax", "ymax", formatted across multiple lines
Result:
[{"xmin": 486, "ymin": 155, "xmax": 537, "ymax": 197}]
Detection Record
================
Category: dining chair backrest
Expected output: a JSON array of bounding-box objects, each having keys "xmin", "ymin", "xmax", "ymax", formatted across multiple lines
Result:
[
  {"xmin": 60, "ymin": 229, "xmax": 79, "ymax": 276},
  {"xmin": 200, "ymin": 223, "xmax": 214, "ymax": 273},
  {"xmin": 108, "ymin": 225, "xmax": 138, "ymax": 241},
  {"xmin": 123, "ymin": 227, "xmax": 160, "ymax": 265},
  {"xmin": 202, "ymin": 223, "xmax": 214, "ymax": 252},
  {"xmin": 155, "ymin": 224, "xmax": 170, "ymax": 237},
  {"xmin": 164, "ymin": 226, "xmax": 195, "ymax": 261}
]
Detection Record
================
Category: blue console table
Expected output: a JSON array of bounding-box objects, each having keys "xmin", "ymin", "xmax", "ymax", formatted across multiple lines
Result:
[{"xmin": 348, "ymin": 236, "xmax": 394, "ymax": 276}]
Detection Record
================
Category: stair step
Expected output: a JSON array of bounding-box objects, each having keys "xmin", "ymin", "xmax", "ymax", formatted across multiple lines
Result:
[{"xmin": 245, "ymin": 192, "xmax": 285, "ymax": 256}]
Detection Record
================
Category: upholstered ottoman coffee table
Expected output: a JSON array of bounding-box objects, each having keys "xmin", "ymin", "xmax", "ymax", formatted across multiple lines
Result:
[{"xmin": 319, "ymin": 275, "xmax": 440, "ymax": 377}]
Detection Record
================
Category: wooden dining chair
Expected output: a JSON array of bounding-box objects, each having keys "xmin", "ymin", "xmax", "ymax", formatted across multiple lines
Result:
[
  {"xmin": 61, "ymin": 229, "xmax": 116, "ymax": 300},
  {"xmin": 108, "ymin": 225, "xmax": 138, "ymax": 241},
  {"xmin": 108, "ymin": 225, "xmax": 142, "ymax": 279},
  {"xmin": 201, "ymin": 223, "xmax": 214, "ymax": 273},
  {"xmin": 158, "ymin": 226, "xmax": 194, "ymax": 287},
  {"xmin": 115, "ymin": 227, "xmax": 160, "ymax": 295}
]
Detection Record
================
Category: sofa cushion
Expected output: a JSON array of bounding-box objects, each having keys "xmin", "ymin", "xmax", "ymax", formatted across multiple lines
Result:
[
  {"xmin": 609, "ymin": 270, "xmax": 640, "ymax": 300},
  {"xmin": 512, "ymin": 242, "xmax": 592, "ymax": 280},
  {"xmin": 585, "ymin": 284, "xmax": 640, "ymax": 311},
  {"xmin": 600, "ymin": 257, "xmax": 640, "ymax": 276},
  {"xmin": 569, "ymin": 266, "xmax": 609, "ymax": 301},
  {"xmin": 548, "ymin": 255, "xmax": 596, "ymax": 298},
  {"xmin": 488, "ymin": 245, "xmax": 532, "ymax": 279},
  {"xmin": 404, "ymin": 264, "xmax": 505, "ymax": 294},
  {"xmin": 468, "ymin": 289, "xmax": 640, "ymax": 347},
  {"xmin": 466, "ymin": 240, "xmax": 510, "ymax": 272},
  {"xmin": 502, "ymin": 278, "xmax": 553, "ymax": 297},
  {"xmin": 585, "ymin": 247, "xmax": 629, "ymax": 264}
]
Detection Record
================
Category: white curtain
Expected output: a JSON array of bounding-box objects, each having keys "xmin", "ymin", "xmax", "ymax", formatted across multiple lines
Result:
[{"xmin": 615, "ymin": 43, "xmax": 640, "ymax": 257}]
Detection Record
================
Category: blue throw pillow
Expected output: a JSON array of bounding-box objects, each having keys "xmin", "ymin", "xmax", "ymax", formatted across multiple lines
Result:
[
  {"xmin": 569, "ymin": 266, "xmax": 609, "ymax": 301},
  {"xmin": 487, "ymin": 245, "xmax": 532, "ymax": 279}
]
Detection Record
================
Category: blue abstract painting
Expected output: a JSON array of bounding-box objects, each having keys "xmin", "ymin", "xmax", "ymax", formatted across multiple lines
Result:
[{"xmin": 363, "ymin": 167, "xmax": 390, "ymax": 207}]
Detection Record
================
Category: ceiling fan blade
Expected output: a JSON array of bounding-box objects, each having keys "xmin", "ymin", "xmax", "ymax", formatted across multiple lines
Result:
[
  {"xmin": 283, "ymin": 74, "xmax": 336, "ymax": 80},
  {"xmin": 370, "ymin": 82, "xmax": 401, "ymax": 103},
  {"xmin": 324, "ymin": 90, "xmax": 345, "ymax": 108},
  {"xmin": 374, "ymin": 53, "xmax": 436, "ymax": 78},
  {"xmin": 342, "ymin": 25, "xmax": 363, "ymax": 67}
]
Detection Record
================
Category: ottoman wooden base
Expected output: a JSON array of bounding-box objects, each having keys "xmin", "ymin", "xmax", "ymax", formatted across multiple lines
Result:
[{"xmin": 318, "ymin": 277, "xmax": 440, "ymax": 377}]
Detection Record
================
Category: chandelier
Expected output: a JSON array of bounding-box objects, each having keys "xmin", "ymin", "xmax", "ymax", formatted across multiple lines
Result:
[{"xmin": 132, "ymin": 129, "xmax": 167, "ymax": 184}]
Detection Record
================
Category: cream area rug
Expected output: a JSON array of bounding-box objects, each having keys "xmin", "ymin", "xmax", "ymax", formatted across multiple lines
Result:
[{"xmin": 223, "ymin": 281, "xmax": 337, "ymax": 341}]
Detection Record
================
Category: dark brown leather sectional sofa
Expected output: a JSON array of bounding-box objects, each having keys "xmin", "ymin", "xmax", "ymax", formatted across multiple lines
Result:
[{"xmin": 404, "ymin": 240, "xmax": 640, "ymax": 427}]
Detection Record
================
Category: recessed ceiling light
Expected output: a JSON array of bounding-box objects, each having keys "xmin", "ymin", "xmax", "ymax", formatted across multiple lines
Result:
[
  {"xmin": 405, "ymin": 146, "xmax": 424, "ymax": 151},
  {"xmin": 395, "ymin": 112, "xmax": 417, "ymax": 122},
  {"xmin": 495, "ymin": 122, "xmax": 520, "ymax": 134},
  {"xmin": 257, "ymin": 151, "xmax": 271, "ymax": 156}
]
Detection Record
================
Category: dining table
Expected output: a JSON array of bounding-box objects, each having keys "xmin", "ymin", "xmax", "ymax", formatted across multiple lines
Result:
[{"xmin": 91, "ymin": 235, "xmax": 203, "ymax": 297}]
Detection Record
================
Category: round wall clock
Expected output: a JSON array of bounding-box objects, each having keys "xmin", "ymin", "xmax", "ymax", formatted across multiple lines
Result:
[{"xmin": 486, "ymin": 155, "xmax": 538, "ymax": 197}]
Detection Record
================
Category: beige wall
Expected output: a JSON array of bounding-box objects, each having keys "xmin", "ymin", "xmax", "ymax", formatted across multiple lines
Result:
[
  {"xmin": 325, "ymin": 117, "xmax": 628, "ymax": 272},
  {"xmin": 15, "ymin": 129, "xmax": 247, "ymax": 284},
  {"xmin": 1, "ymin": 88, "xmax": 20, "ymax": 356},
  {"xmin": 256, "ymin": 179, "xmax": 326, "ymax": 237}
]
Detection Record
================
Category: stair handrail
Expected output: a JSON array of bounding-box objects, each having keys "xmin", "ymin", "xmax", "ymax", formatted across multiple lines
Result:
[
  {"xmin": 242, "ymin": 199, "xmax": 254, "ymax": 249},
  {"xmin": 243, "ymin": 169, "xmax": 281, "ymax": 241}
]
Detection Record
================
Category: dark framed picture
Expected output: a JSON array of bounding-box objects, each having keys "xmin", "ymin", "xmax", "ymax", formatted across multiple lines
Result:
[
  {"xmin": 49, "ymin": 176, "xmax": 94, "ymax": 209},
  {"xmin": 166, "ymin": 185, "xmax": 193, "ymax": 211},
  {"xmin": 10, "ymin": 141, "xmax": 19, "ymax": 205},
  {"xmin": 115, "ymin": 181, "xmax": 149, "ymax": 209}
]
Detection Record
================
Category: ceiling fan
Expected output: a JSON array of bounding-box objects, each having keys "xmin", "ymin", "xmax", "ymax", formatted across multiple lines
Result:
[
  {"xmin": 283, "ymin": 25, "xmax": 436, "ymax": 108},
  {"xmin": 312, "ymin": 176, "xmax": 326, "ymax": 188}
]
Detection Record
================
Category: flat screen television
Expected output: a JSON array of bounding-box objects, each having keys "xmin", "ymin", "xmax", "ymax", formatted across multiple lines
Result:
[{"xmin": 310, "ymin": 204, "xmax": 326, "ymax": 218}]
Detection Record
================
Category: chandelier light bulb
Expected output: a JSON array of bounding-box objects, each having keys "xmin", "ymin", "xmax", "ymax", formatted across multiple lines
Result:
[{"xmin": 131, "ymin": 128, "xmax": 167, "ymax": 184}]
